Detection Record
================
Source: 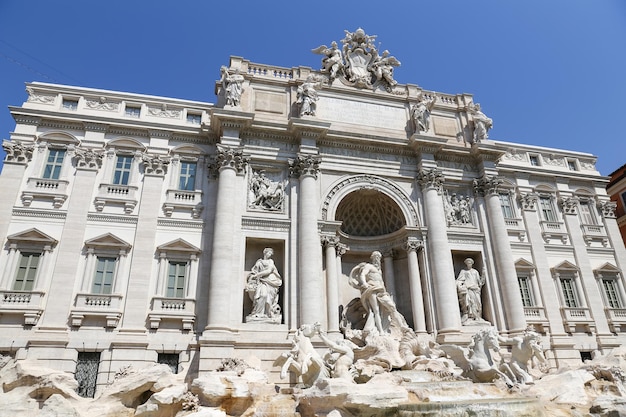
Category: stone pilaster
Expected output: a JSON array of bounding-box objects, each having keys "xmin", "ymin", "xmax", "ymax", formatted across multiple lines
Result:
[
  {"xmin": 474, "ymin": 175, "xmax": 526, "ymax": 333},
  {"xmin": 404, "ymin": 239, "xmax": 426, "ymax": 333},
  {"xmin": 322, "ymin": 235, "xmax": 340, "ymax": 333},
  {"xmin": 416, "ymin": 168, "xmax": 460, "ymax": 334}
]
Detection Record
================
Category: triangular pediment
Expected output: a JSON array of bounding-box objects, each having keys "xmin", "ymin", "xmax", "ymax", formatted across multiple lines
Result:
[
  {"xmin": 595, "ymin": 263, "xmax": 621, "ymax": 273},
  {"xmin": 515, "ymin": 258, "xmax": 535, "ymax": 270},
  {"xmin": 157, "ymin": 238, "xmax": 200, "ymax": 254},
  {"xmin": 552, "ymin": 260, "xmax": 579, "ymax": 272},
  {"xmin": 85, "ymin": 233, "xmax": 132, "ymax": 251},
  {"xmin": 7, "ymin": 228, "xmax": 58, "ymax": 246}
]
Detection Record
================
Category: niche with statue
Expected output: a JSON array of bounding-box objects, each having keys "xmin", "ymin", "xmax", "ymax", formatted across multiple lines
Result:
[{"xmin": 243, "ymin": 239, "xmax": 285, "ymax": 324}]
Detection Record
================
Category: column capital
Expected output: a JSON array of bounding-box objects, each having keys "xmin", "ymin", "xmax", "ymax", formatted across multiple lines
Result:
[
  {"xmin": 289, "ymin": 153, "xmax": 321, "ymax": 179},
  {"xmin": 559, "ymin": 196, "xmax": 579, "ymax": 215},
  {"xmin": 209, "ymin": 145, "xmax": 249, "ymax": 177},
  {"xmin": 142, "ymin": 153, "xmax": 170, "ymax": 176},
  {"xmin": 403, "ymin": 239, "xmax": 423, "ymax": 253},
  {"xmin": 416, "ymin": 168, "xmax": 444, "ymax": 194},
  {"xmin": 518, "ymin": 191, "xmax": 539, "ymax": 211},
  {"xmin": 321, "ymin": 234, "xmax": 340, "ymax": 248},
  {"xmin": 599, "ymin": 200, "xmax": 617, "ymax": 219},
  {"xmin": 473, "ymin": 174, "xmax": 504, "ymax": 197},
  {"xmin": 74, "ymin": 147, "xmax": 103, "ymax": 171},
  {"xmin": 2, "ymin": 140, "xmax": 34, "ymax": 164},
  {"xmin": 336, "ymin": 243, "xmax": 348, "ymax": 257}
]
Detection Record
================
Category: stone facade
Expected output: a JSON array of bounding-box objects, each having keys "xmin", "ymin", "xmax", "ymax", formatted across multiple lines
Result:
[{"xmin": 1, "ymin": 30, "xmax": 625, "ymax": 397}]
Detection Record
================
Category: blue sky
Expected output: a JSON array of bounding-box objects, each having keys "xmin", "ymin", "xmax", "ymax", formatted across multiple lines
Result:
[{"xmin": 0, "ymin": 1, "xmax": 624, "ymax": 176}]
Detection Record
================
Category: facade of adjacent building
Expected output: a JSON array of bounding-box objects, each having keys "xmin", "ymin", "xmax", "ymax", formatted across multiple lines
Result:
[
  {"xmin": 1, "ymin": 33, "xmax": 625, "ymax": 396},
  {"xmin": 607, "ymin": 163, "xmax": 626, "ymax": 247}
]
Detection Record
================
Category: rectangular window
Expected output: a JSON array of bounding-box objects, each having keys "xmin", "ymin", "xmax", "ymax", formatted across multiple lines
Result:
[
  {"xmin": 499, "ymin": 193, "xmax": 515, "ymax": 219},
  {"xmin": 518, "ymin": 275, "xmax": 534, "ymax": 307},
  {"xmin": 602, "ymin": 279, "xmax": 622, "ymax": 309},
  {"xmin": 567, "ymin": 160, "xmax": 578, "ymax": 171},
  {"xmin": 125, "ymin": 105, "xmax": 141, "ymax": 118},
  {"xmin": 167, "ymin": 261, "xmax": 187, "ymax": 298},
  {"xmin": 42, "ymin": 149, "xmax": 66, "ymax": 180},
  {"xmin": 113, "ymin": 155, "xmax": 133, "ymax": 185},
  {"xmin": 62, "ymin": 99, "xmax": 78, "ymax": 110},
  {"xmin": 186, "ymin": 113, "xmax": 201, "ymax": 125},
  {"xmin": 178, "ymin": 162, "xmax": 197, "ymax": 191},
  {"xmin": 539, "ymin": 196, "xmax": 558, "ymax": 222},
  {"xmin": 157, "ymin": 353, "xmax": 179, "ymax": 374},
  {"xmin": 75, "ymin": 352, "xmax": 100, "ymax": 398},
  {"xmin": 13, "ymin": 253, "xmax": 40, "ymax": 291},
  {"xmin": 560, "ymin": 277, "xmax": 579, "ymax": 308},
  {"xmin": 529, "ymin": 155, "xmax": 540, "ymax": 166},
  {"xmin": 92, "ymin": 257, "xmax": 116, "ymax": 294},
  {"xmin": 579, "ymin": 201, "xmax": 596, "ymax": 225}
]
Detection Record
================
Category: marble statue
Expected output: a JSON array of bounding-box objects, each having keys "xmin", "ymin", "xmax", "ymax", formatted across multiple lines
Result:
[
  {"xmin": 248, "ymin": 170, "xmax": 287, "ymax": 211},
  {"xmin": 296, "ymin": 75, "xmax": 321, "ymax": 116},
  {"xmin": 311, "ymin": 41, "xmax": 344, "ymax": 83},
  {"xmin": 441, "ymin": 327, "xmax": 514, "ymax": 386},
  {"xmin": 245, "ymin": 248, "xmax": 282, "ymax": 323},
  {"xmin": 220, "ymin": 66, "xmax": 244, "ymax": 107},
  {"xmin": 469, "ymin": 102, "xmax": 493, "ymax": 143},
  {"xmin": 348, "ymin": 251, "xmax": 409, "ymax": 335},
  {"xmin": 411, "ymin": 94, "xmax": 436, "ymax": 133},
  {"xmin": 274, "ymin": 324, "xmax": 330, "ymax": 387},
  {"xmin": 314, "ymin": 322, "xmax": 357, "ymax": 382},
  {"xmin": 369, "ymin": 49, "xmax": 401, "ymax": 91},
  {"xmin": 444, "ymin": 192, "xmax": 473, "ymax": 226},
  {"xmin": 456, "ymin": 257, "xmax": 487, "ymax": 324},
  {"xmin": 498, "ymin": 326, "xmax": 548, "ymax": 384}
]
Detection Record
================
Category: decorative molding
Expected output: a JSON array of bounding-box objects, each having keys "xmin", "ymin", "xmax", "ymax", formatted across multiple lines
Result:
[
  {"xmin": 12, "ymin": 208, "xmax": 67, "ymax": 220},
  {"xmin": 87, "ymin": 213, "xmax": 139, "ymax": 224},
  {"xmin": 157, "ymin": 218, "xmax": 204, "ymax": 229},
  {"xmin": 2, "ymin": 140, "xmax": 34, "ymax": 163},
  {"xmin": 241, "ymin": 216, "xmax": 291, "ymax": 232}
]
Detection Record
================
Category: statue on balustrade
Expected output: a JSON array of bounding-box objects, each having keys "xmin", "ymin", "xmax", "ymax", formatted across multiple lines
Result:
[
  {"xmin": 296, "ymin": 75, "xmax": 322, "ymax": 116},
  {"xmin": 411, "ymin": 93, "xmax": 436, "ymax": 134},
  {"xmin": 245, "ymin": 248, "xmax": 282, "ymax": 323},
  {"xmin": 220, "ymin": 66, "xmax": 244, "ymax": 107},
  {"xmin": 468, "ymin": 102, "xmax": 493, "ymax": 143},
  {"xmin": 456, "ymin": 257, "xmax": 488, "ymax": 325}
]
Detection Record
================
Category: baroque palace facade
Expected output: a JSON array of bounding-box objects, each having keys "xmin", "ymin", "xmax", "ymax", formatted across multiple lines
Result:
[{"xmin": 1, "ymin": 29, "xmax": 625, "ymax": 395}]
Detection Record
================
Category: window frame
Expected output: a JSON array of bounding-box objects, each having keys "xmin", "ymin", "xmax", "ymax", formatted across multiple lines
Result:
[
  {"xmin": 91, "ymin": 256, "xmax": 117, "ymax": 295},
  {"xmin": 178, "ymin": 160, "xmax": 197, "ymax": 191},
  {"xmin": 13, "ymin": 252, "xmax": 41, "ymax": 291},
  {"xmin": 42, "ymin": 147, "xmax": 66, "ymax": 180},
  {"xmin": 539, "ymin": 195, "xmax": 558, "ymax": 222},
  {"xmin": 112, "ymin": 154, "xmax": 134, "ymax": 185},
  {"xmin": 124, "ymin": 104, "xmax": 141, "ymax": 118},
  {"xmin": 166, "ymin": 260, "xmax": 188, "ymax": 298}
]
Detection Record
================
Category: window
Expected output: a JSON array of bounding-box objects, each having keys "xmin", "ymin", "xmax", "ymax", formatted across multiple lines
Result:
[
  {"xmin": 529, "ymin": 155, "xmax": 540, "ymax": 166},
  {"xmin": 157, "ymin": 353, "xmax": 179, "ymax": 374},
  {"xmin": 91, "ymin": 257, "xmax": 117, "ymax": 294},
  {"xmin": 567, "ymin": 160, "xmax": 578, "ymax": 171},
  {"xmin": 602, "ymin": 278, "xmax": 622, "ymax": 309},
  {"xmin": 518, "ymin": 274, "xmax": 534, "ymax": 307},
  {"xmin": 62, "ymin": 99, "xmax": 78, "ymax": 111},
  {"xmin": 75, "ymin": 352, "xmax": 100, "ymax": 398},
  {"xmin": 178, "ymin": 161, "xmax": 197, "ymax": 191},
  {"xmin": 42, "ymin": 148, "xmax": 66, "ymax": 180},
  {"xmin": 186, "ymin": 113, "xmax": 201, "ymax": 125},
  {"xmin": 539, "ymin": 196, "xmax": 558, "ymax": 222},
  {"xmin": 560, "ymin": 277, "xmax": 579, "ymax": 308},
  {"xmin": 13, "ymin": 252, "xmax": 40, "ymax": 291},
  {"xmin": 579, "ymin": 200, "xmax": 597, "ymax": 225},
  {"xmin": 113, "ymin": 155, "xmax": 133, "ymax": 185},
  {"xmin": 166, "ymin": 261, "xmax": 187, "ymax": 298},
  {"xmin": 499, "ymin": 192, "xmax": 515, "ymax": 219},
  {"xmin": 125, "ymin": 105, "xmax": 141, "ymax": 118}
]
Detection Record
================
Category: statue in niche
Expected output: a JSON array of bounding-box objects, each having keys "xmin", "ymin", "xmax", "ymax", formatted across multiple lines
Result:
[
  {"xmin": 468, "ymin": 102, "xmax": 493, "ymax": 143},
  {"xmin": 220, "ymin": 66, "xmax": 244, "ymax": 107},
  {"xmin": 443, "ymin": 191, "xmax": 473, "ymax": 226},
  {"xmin": 248, "ymin": 170, "xmax": 286, "ymax": 211},
  {"xmin": 245, "ymin": 248, "xmax": 282, "ymax": 323},
  {"xmin": 411, "ymin": 94, "xmax": 437, "ymax": 134},
  {"xmin": 296, "ymin": 75, "xmax": 322, "ymax": 116},
  {"xmin": 456, "ymin": 258, "xmax": 488, "ymax": 325},
  {"xmin": 311, "ymin": 41, "xmax": 344, "ymax": 83},
  {"xmin": 348, "ymin": 251, "xmax": 409, "ymax": 335}
]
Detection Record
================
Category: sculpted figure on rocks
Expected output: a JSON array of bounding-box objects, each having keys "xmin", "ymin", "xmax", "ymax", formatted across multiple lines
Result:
[
  {"xmin": 499, "ymin": 326, "xmax": 548, "ymax": 384},
  {"xmin": 274, "ymin": 324, "xmax": 330, "ymax": 387}
]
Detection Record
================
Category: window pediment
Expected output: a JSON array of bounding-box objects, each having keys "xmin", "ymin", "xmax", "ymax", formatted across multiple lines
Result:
[
  {"xmin": 7, "ymin": 228, "xmax": 58, "ymax": 248},
  {"xmin": 85, "ymin": 233, "xmax": 132, "ymax": 253},
  {"xmin": 157, "ymin": 238, "xmax": 200, "ymax": 256},
  {"xmin": 515, "ymin": 258, "xmax": 535, "ymax": 270}
]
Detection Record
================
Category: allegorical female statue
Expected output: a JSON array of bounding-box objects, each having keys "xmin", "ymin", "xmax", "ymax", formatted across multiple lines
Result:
[{"xmin": 246, "ymin": 248, "xmax": 282, "ymax": 323}]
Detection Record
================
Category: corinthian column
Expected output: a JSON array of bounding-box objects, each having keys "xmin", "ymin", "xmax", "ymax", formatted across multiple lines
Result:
[
  {"xmin": 474, "ymin": 175, "xmax": 526, "ymax": 333},
  {"xmin": 404, "ymin": 239, "xmax": 427, "ymax": 333},
  {"xmin": 290, "ymin": 154, "xmax": 324, "ymax": 326},
  {"xmin": 416, "ymin": 168, "xmax": 461, "ymax": 334},
  {"xmin": 322, "ymin": 235, "xmax": 340, "ymax": 333},
  {"xmin": 206, "ymin": 145, "xmax": 248, "ymax": 330}
]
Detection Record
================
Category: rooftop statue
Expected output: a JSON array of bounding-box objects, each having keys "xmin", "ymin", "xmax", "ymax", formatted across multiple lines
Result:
[
  {"xmin": 312, "ymin": 28, "xmax": 401, "ymax": 92},
  {"xmin": 411, "ymin": 93, "xmax": 437, "ymax": 134},
  {"xmin": 220, "ymin": 66, "xmax": 244, "ymax": 107},
  {"xmin": 468, "ymin": 102, "xmax": 493, "ymax": 143},
  {"xmin": 296, "ymin": 75, "xmax": 323, "ymax": 117}
]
